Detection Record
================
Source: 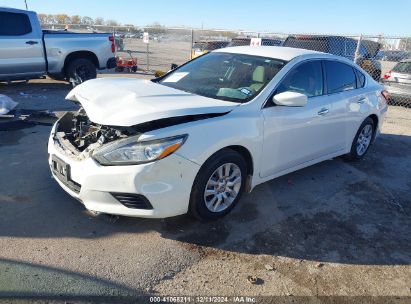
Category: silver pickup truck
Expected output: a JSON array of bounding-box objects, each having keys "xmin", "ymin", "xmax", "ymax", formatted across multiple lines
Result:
[{"xmin": 0, "ymin": 7, "xmax": 116, "ymax": 85}]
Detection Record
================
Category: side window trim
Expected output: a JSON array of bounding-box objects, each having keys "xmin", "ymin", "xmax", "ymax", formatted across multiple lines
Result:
[
  {"xmin": 263, "ymin": 58, "xmax": 324, "ymax": 108},
  {"xmin": 321, "ymin": 60, "xmax": 328, "ymax": 96}
]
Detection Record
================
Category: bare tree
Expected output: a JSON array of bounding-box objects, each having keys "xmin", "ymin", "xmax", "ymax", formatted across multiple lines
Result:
[
  {"xmin": 147, "ymin": 22, "xmax": 166, "ymax": 34},
  {"xmin": 81, "ymin": 16, "xmax": 94, "ymax": 25},
  {"xmin": 55, "ymin": 14, "xmax": 71, "ymax": 24},
  {"xmin": 71, "ymin": 15, "xmax": 81, "ymax": 24},
  {"xmin": 37, "ymin": 13, "xmax": 48, "ymax": 25},
  {"xmin": 94, "ymin": 17, "xmax": 105, "ymax": 25},
  {"xmin": 46, "ymin": 14, "xmax": 57, "ymax": 24},
  {"xmin": 105, "ymin": 19, "xmax": 120, "ymax": 27}
]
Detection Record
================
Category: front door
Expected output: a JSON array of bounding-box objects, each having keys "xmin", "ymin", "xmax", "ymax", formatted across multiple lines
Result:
[
  {"xmin": 0, "ymin": 11, "xmax": 45, "ymax": 78},
  {"xmin": 260, "ymin": 60, "xmax": 340, "ymax": 178}
]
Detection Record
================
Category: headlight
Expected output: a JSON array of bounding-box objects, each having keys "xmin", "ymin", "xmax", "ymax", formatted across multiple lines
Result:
[{"xmin": 92, "ymin": 134, "xmax": 188, "ymax": 166}]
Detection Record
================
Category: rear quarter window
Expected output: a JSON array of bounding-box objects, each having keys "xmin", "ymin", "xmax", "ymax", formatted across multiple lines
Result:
[
  {"xmin": 325, "ymin": 61, "xmax": 357, "ymax": 94},
  {"xmin": 0, "ymin": 12, "xmax": 32, "ymax": 36},
  {"xmin": 355, "ymin": 69, "xmax": 366, "ymax": 88}
]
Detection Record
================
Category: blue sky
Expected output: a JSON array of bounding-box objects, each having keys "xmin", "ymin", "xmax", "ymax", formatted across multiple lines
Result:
[{"xmin": 1, "ymin": 0, "xmax": 410, "ymax": 36}]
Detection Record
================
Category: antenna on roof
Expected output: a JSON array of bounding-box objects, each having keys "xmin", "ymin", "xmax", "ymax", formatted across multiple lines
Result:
[{"xmin": 24, "ymin": 0, "xmax": 28, "ymax": 10}]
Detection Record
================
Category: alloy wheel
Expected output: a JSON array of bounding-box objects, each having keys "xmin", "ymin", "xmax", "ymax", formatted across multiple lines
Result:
[
  {"xmin": 356, "ymin": 124, "xmax": 373, "ymax": 156},
  {"xmin": 203, "ymin": 163, "xmax": 242, "ymax": 213}
]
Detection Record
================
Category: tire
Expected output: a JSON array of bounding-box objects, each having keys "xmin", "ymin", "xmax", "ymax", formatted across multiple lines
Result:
[
  {"xmin": 189, "ymin": 149, "xmax": 247, "ymax": 221},
  {"xmin": 345, "ymin": 117, "xmax": 375, "ymax": 161},
  {"xmin": 131, "ymin": 66, "xmax": 138, "ymax": 73},
  {"xmin": 115, "ymin": 66, "xmax": 124, "ymax": 73},
  {"xmin": 65, "ymin": 58, "xmax": 97, "ymax": 87}
]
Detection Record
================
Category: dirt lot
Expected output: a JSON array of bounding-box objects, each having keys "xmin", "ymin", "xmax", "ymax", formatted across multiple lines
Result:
[
  {"xmin": 118, "ymin": 39, "xmax": 192, "ymax": 72},
  {"xmin": 0, "ymin": 75, "xmax": 410, "ymax": 302}
]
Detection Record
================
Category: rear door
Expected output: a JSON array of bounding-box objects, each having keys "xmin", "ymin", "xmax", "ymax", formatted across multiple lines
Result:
[
  {"xmin": 260, "ymin": 60, "xmax": 339, "ymax": 178},
  {"xmin": 0, "ymin": 11, "xmax": 46, "ymax": 78},
  {"xmin": 323, "ymin": 60, "xmax": 367, "ymax": 149}
]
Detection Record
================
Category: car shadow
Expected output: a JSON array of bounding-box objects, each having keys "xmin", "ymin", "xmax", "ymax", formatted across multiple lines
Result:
[
  {"xmin": 0, "ymin": 125, "xmax": 410, "ymax": 267},
  {"xmin": 0, "ymin": 258, "xmax": 144, "ymax": 300}
]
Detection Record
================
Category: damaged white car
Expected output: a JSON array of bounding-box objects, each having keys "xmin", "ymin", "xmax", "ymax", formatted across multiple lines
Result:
[{"xmin": 48, "ymin": 46, "xmax": 388, "ymax": 220}]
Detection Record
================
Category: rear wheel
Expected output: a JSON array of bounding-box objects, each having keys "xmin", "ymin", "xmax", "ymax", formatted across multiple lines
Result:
[
  {"xmin": 346, "ymin": 117, "xmax": 375, "ymax": 161},
  {"xmin": 65, "ymin": 58, "xmax": 97, "ymax": 87},
  {"xmin": 189, "ymin": 149, "xmax": 247, "ymax": 220}
]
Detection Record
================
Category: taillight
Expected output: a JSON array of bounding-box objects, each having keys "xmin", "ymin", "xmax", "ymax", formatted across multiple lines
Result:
[
  {"xmin": 381, "ymin": 90, "xmax": 389, "ymax": 101},
  {"xmin": 109, "ymin": 36, "xmax": 115, "ymax": 53},
  {"xmin": 383, "ymin": 71, "xmax": 391, "ymax": 79}
]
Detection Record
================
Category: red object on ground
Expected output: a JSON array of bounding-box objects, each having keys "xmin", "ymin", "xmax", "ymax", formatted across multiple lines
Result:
[{"xmin": 115, "ymin": 52, "xmax": 138, "ymax": 73}]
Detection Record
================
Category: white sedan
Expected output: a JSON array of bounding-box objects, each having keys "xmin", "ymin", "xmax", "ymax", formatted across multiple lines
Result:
[{"xmin": 48, "ymin": 46, "xmax": 388, "ymax": 220}]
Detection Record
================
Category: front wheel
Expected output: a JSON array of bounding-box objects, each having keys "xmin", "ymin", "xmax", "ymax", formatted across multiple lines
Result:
[
  {"xmin": 346, "ymin": 117, "xmax": 375, "ymax": 161},
  {"xmin": 189, "ymin": 149, "xmax": 247, "ymax": 220},
  {"xmin": 65, "ymin": 58, "xmax": 97, "ymax": 87}
]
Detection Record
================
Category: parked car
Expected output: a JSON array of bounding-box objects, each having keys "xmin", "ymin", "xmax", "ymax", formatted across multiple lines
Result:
[
  {"xmin": 191, "ymin": 40, "xmax": 230, "ymax": 59},
  {"xmin": 228, "ymin": 37, "xmax": 283, "ymax": 47},
  {"xmin": 0, "ymin": 7, "xmax": 116, "ymax": 86},
  {"xmin": 48, "ymin": 46, "xmax": 387, "ymax": 220},
  {"xmin": 382, "ymin": 59, "xmax": 411, "ymax": 105},
  {"xmin": 377, "ymin": 50, "xmax": 411, "ymax": 62},
  {"xmin": 283, "ymin": 35, "xmax": 382, "ymax": 80}
]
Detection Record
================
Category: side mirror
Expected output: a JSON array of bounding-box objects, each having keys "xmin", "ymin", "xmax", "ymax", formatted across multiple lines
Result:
[{"xmin": 272, "ymin": 91, "xmax": 307, "ymax": 107}]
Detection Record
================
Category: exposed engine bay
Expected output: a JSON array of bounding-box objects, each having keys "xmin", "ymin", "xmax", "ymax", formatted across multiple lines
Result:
[
  {"xmin": 53, "ymin": 109, "xmax": 140, "ymax": 159},
  {"xmin": 53, "ymin": 108, "xmax": 228, "ymax": 159}
]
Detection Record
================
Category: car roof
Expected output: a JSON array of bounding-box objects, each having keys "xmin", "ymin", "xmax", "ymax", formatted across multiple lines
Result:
[
  {"xmin": 214, "ymin": 46, "xmax": 325, "ymax": 61},
  {"xmin": 0, "ymin": 6, "xmax": 36, "ymax": 14}
]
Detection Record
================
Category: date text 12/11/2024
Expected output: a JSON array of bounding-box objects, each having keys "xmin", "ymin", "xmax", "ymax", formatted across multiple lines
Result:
[{"xmin": 149, "ymin": 296, "xmax": 257, "ymax": 303}]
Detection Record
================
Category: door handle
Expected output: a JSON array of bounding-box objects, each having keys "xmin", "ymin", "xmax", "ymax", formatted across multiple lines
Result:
[
  {"xmin": 318, "ymin": 108, "xmax": 329, "ymax": 116},
  {"xmin": 26, "ymin": 41, "xmax": 38, "ymax": 45},
  {"xmin": 357, "ymin": 97, "xmax": 366, "ymax": 104}
]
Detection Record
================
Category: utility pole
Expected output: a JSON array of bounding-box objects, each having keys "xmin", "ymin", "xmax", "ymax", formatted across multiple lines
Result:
[
  {"xmin": 24, "ymin": 0, "xmax": 28, "ymax": 10},
  {"xmin": 354, "ymin": 34, "xmax": 363, "ymax": 64}
]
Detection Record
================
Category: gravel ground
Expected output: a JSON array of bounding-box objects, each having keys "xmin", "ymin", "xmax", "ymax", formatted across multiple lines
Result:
[{"xmin": 0, "ymin": 76, "xmax": 410, "ymax": 302}]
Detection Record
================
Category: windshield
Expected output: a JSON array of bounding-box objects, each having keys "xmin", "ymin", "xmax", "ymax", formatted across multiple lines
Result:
[{"xmin": 159, "ymin": 52, "xmax": 287, "ymax": 103}]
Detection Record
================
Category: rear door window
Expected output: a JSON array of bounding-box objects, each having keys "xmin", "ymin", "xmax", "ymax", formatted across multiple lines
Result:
[
  {"xmin": 325, "ymin": 61, "xmax": 357, "ymax": 94},
  {"xmin": 0, "ymin": 12, "xmax": 32, "ymax": 36},
  {"xmin": 276, "ymin": 61, "xmax": 324, "ymax": 97}
]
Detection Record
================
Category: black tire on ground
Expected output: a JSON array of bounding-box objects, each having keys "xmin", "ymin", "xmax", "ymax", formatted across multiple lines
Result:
[
  {"xmin": 131, "ymin": 66, "xmax": 138, "ymax": 73},
  {"xmin": 189, "ymin": 149, "xmax": 247, "ymax": 221},
  {"xmin": 65, "ymin": 58, "xmax": 97, "ymax": 87},
  {"xmin": 345, "ymin": 117, "xmax": 375, "ymax": 161}
]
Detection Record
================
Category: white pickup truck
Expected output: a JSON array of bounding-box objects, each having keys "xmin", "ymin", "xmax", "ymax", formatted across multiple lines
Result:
[{"xmin": 0, "ymin": 7, "xmax": 117, "ymax": 85}]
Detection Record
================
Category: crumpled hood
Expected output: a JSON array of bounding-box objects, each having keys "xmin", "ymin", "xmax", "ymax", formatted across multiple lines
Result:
[{"xmin": 66, "ymin": 78, "xmax": 239, "ymax": 127}]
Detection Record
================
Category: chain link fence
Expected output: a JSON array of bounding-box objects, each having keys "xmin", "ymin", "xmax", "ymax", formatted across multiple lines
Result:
[{"xmin": 42, "ymin": 23, "xmax": 411, "ymax": 108}]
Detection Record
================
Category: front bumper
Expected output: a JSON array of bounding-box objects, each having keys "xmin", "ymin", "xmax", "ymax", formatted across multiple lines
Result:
[{"xmin": 48, "ymin": 134, "xmax": 200, "ymax": 218}]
